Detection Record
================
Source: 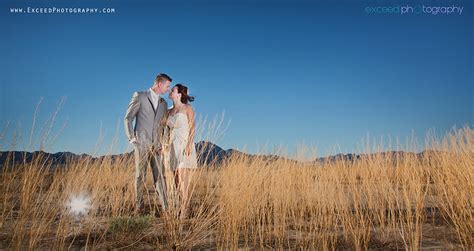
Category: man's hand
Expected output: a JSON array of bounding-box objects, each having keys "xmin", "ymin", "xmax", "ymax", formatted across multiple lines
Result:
[
  {"xmin": 154, "ymin": 146, "xmax": 163, "ymax": 155},
  {"xmin": 184, "ymin": 144, "xmax": 192, "ymax": 156},
  {"xmin": 130, "ymin": 139, "xmax": 139, "ymax": 148}
]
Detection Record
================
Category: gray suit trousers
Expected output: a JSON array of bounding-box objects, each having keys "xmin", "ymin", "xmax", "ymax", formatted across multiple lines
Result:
[{"xmin": 134, "ymin": 145, "xmax": 168, "ymax": 210}]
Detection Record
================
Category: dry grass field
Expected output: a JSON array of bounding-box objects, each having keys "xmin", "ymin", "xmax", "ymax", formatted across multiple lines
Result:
[{"xmin": 0, "ymin": 125, "xmax": 472, "ymax": 250}]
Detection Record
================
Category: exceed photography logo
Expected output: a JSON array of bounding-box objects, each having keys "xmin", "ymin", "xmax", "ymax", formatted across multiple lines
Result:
[
  {"xmin": 365, "ymin": 4, "xmax": 464, "ymax": 15},
  {"xmin": 9, "ymin": 5, "xmax": 116, "ymax": 15}
]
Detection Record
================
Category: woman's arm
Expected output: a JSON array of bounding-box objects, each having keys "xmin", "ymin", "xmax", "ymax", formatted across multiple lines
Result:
[{"xmin": 185, "ymin": 105, "xmax": 195, "ymax": 155}]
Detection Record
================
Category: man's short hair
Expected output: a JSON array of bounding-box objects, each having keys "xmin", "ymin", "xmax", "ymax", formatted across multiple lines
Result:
[{"xmin": 155, "ymin": 73, "xmax": 172, "ymax": 83}]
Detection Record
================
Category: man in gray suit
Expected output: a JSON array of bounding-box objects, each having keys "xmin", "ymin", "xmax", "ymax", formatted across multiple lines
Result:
[{"xmin": 124, "ymin": 73, "xmax": 171, "ymax": 212}]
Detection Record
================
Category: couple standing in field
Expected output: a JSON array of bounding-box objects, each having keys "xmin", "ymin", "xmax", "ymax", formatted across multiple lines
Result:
[{"xmin": 124, "ymin": 73, "xmax": 198, "ymax": 216}]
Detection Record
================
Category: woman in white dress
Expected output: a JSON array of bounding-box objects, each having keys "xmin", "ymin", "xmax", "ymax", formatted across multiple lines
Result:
[{"xmin": 166, "ymin": 83, "xmax": 197, "ymax": 216}]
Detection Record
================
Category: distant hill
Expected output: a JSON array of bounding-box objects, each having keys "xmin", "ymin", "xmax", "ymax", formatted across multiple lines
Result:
[
  {"xmin": 0, "ymin": 141, "xmax": 236, "ymax": 168},
  {"xmin": 0, "ymin": 141, "xmax": 435, "ymax": 169},
  {"xmin": 312, "ymin": 151, "xmax": 426, "ymax": 164}
]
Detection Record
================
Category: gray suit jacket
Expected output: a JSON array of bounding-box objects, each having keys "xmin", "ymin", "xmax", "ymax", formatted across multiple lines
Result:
[{"xmin": 124, "ymin": 90, "xmax": 168, "ymax": 150}]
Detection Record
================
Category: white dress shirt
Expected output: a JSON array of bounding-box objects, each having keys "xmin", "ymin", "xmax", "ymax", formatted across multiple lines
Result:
[{"xmin": 149, "ymin": 88, "xmax": 160, "ymax": 110}]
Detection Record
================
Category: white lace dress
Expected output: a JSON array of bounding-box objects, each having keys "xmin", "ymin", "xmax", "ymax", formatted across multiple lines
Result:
[{"xmin": 166, "ymin": 112, "xmax": 198, "ymax": 171}]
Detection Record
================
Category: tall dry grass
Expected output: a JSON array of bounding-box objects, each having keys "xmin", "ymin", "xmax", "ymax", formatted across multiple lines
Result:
[
  {"xmin": 0, "ymin": 106, "xmax": 472, "ymax": 249},
  {"xmin": 215, "ymin": 126, "xmax": 472, "ymax": 250}
]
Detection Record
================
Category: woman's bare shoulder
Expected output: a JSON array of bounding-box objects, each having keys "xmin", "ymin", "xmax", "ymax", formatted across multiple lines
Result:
[{"xmin": 185, "ymin": 104, "xmax": 194, "ymax": 112}]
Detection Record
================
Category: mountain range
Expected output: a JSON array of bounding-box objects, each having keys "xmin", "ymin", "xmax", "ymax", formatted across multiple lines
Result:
[{"xmin": 0, "ymin": 141, "xmax": 435, "ymax": 169}]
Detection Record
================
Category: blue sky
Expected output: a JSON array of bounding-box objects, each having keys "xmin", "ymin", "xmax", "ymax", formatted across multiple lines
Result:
[{"xmin": 1, "ymin": 0, "xmax": 472, "ymax": 157}]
